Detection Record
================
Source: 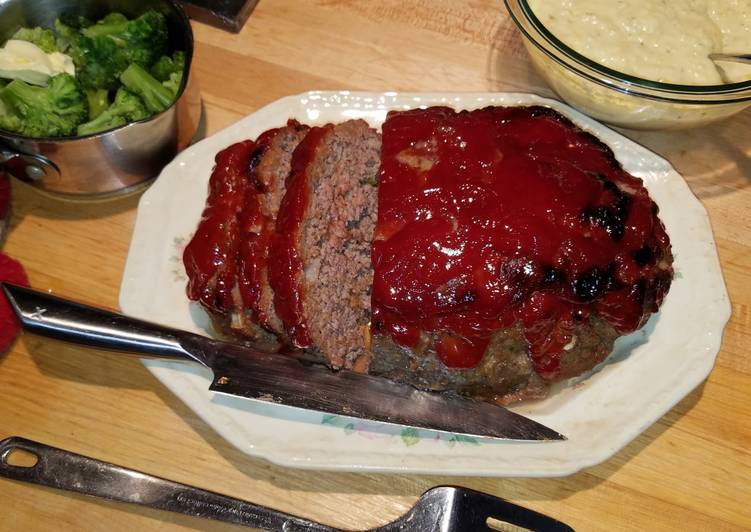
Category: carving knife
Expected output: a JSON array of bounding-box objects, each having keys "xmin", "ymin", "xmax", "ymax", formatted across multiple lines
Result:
[{"xmin": 2, "ymin": 283, "xmax": 565, "ymax": 442}]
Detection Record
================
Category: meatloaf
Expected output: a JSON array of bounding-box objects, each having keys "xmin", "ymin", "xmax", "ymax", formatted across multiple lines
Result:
[
  {"xmin": 183, "ymin": 138, "xmax": 257, "ymax": 317},
  {"xmin": 267, "ymin": 120, "xmax": 380, "ymax": 370},
  {"xmin": 183, "ymin": 106, "xmax": 673, "ymax": 404},
  {"xmin": 234, "ymin": 121, "xmax": 309, "ymax": 348},
  {"xmin": 184, "ymin": 121, "xmax": 308, "ymax": 351}
]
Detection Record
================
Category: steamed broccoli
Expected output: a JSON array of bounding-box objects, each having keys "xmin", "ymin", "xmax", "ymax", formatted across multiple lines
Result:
[
  {"xmin": 55, "ymin": 18, "xmax": 122, "ymax": 89},
  {"xmin": 162, "ymin": 70, "xmax": 183, "ymax": 98},
  {"xmin": 57, "ymin": 10, "xmax": 169, "ymax": 90},
  {"xmin": 0, "ymin": 73, "xmax": 87, "ymax": 137},
  {"xmin": 151, "ymin": 51, "xmax": 185, "ymax": 82},
  {"xmin": 86, "ymin": 88, "xmax": 110, "ymax": 119},
  {"xmin": 0, "ymin": 10, "xmax": 182, "ymax": 137},
  {"xmin": 86, "ymin": 13, "xmax": 129, "ymax": 29},
  {"xmin": 0, "ymin": 94, "xmax": 21, "ymax": 133},
  {"xmin": 120, "ymin": 63, "xmax": 174, "ymax": 113},
  {"xmin": 150, "ymin": 51, "xmax": 185, "ymax": 98},
  {"xmin": 57, "ymin": 14, "xmax": 92, "ymax": 31},
  {"xmin": 11, "ymin": 27, "xmax": 57, "ymax": 53},
  {"xmin": 53, "ymin": 14, "xmax": 91, "ymax": 52},
  {"xmin": 77, "ymin": 87, "xmax": 148, "ymax": 135}
]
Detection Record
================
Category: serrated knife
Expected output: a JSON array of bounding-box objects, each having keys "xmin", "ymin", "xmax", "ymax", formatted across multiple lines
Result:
[{"xmin": 2, "ymin": 283, "xmax": 565, "ymax": 441}]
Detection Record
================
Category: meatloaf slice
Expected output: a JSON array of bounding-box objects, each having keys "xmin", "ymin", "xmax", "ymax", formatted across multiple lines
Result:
[
  {"xmin": 183, "ymin": 139, "xmax": 257, "ymax": 317},
  {"xmin": 232, "ymin": 121, "xmax": 309, "ymax": 348},
  {"xmin": 268, "ymin": 120, "xmax": 380, "ymax": 369},
  {"xmin": 184, "ymin": 123, "xmax": 308, "ymax": 350}
]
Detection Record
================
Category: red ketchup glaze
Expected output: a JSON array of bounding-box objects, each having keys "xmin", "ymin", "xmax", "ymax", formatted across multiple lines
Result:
[
  {"xmin": 267, "ymin": 125, "xmax": 333, "ymax": 348},
  {"xmin": 183, "ymin": 140, "xmax": 256, "ymax": 315},
  {"xmin": 236, "ymin": 128, "xmax": 282, "ymax": 329},
  {"xmin": 371, "ymin": 106, "xmax": 672, "ymax": 378}
]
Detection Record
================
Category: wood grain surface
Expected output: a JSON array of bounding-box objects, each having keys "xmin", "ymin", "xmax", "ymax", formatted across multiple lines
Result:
[{"xmin": 1, "ymin": 1, "xmax": 750, "ymax": 530}]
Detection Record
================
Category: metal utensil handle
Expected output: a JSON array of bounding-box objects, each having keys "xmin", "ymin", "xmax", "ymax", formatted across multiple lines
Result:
[
  {"xmin": 0, "ymin": 437, "xmax": 338, "ymax": 532},
  {"xmin": 708, "ymin": 53, "xmax": 751, "ymax": 65},
  {"xmin": 1, "ymin": 283, "xmax": 207, "ymax": 365}
]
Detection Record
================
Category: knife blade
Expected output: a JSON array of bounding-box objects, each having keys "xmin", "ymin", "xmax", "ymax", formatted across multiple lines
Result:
[{"xmin": 1, "ymin": 283, "xmax": 565, "ymax": 441}]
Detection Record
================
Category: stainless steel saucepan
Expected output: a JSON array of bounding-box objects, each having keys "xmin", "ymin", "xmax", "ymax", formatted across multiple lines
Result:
[{"xmin": 0, "ymin": 0, "xmax": 202, "ymax": 199}]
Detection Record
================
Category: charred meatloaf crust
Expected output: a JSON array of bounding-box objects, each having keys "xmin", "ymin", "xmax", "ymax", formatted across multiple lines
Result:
[
  {"xmin": 369, "ymin": 106, "xmax": 672, "ymax": 403},
  {"xmin": 184, "ymin": 106, "xmax": 673, "ymax": 404}
]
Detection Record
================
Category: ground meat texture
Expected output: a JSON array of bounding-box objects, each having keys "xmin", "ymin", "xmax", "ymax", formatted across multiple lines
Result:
[
  {"xmin": 232, "ymin": 121, "xmax": 309, "ymax": 349},
  {"xmin": 369, "ymin": 315, "xmax": 619, "ymax": 404},
  {"xmin": 253, "ymin": 122, "xmax": 311, "ymax": 336},
  {"xmin": 268, "ymin": 120, "xmax": 380, "ymax": 369}
]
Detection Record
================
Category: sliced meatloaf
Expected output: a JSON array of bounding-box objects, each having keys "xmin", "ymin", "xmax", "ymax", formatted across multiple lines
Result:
[
  {"xmin": 267, "ymin": 120, "xmax": 380, "ymax": 370},
  {"xmin": 183, "ymin": 139, "xmax": 257, "ymax": 317},
  {"xmin": 185, "ymin": 106, "xmax": 673, "ymax": 405},
  {"xmin": 369, "ymin": 105, "xmax": 673, "ymax": 403},
  {"xmin": 184, "ymin": 122, "xmax": 307, "ymax": 351},
  {"xmin": 233, "ymin": 121, "xmax": 309, "ymax": 348}
]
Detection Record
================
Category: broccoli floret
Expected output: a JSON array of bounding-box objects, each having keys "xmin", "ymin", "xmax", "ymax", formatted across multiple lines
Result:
[
  {"xmin": 85, "ymin": 88, "xmax": 110, "ymax": 119},
  {"xmin": 54, "ymin": 15, "xmax": 91, "ymax": 52},
  {"xmin": 56, "ymin": 10, "xmax": 169, "ymax": 90},
  {"xmin": 0, "ymin": 94, "xmax": 22, "ymax": 133},
  {"xmin": 0, "ymin": 73, "xmax": 87, "ymax": 137},
  {"xmin": 150, "ymin": 51, "xmax": 185, "ymax": 98},
  {"xmin": 82, "ymin": 10, "xmax": 168, "ymax": 68},
  {"xmin": 93, "ymin": 13, "xmax": 129, "ymax": 27},
  {"xmin": 151, "ymin": 51, "xmax": 185, "ymax": 82},
  {"xmin": 58, "ymin": 14, "xmax": 93, "ymax": 30},
  {"xmin": 54, "ymin": 18, "xmax": 122, "ymax": 89},
  {"xmin": 120, "ymin": 63, "xmax": 174, "ymax": 113},
  {"xmin": 77, "ymin": 87, "xmax": 149, "ymax": 136},
  {"xmin": 162, "ymin": 70, "xmax": 183, "ymax": 98},
  {"xmin": 12, "ymin": 27, "xmax": 57, "ymax": 54}
]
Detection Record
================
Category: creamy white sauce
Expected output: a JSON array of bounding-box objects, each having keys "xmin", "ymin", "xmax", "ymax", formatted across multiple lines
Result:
[{"xmin": 528, "ymin": 0, "xmax": 751, "ymax": 84}]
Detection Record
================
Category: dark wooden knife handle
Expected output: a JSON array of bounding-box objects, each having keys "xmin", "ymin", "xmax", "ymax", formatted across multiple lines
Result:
[{"xmin": 1, "ymin": 283, "xmax": 210, "ymax": 366}]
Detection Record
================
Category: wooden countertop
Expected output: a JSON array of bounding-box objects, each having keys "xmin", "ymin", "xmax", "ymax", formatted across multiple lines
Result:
[{"xmin": 2, "ymin": 1, "xmax": 750, "ymax": 530}]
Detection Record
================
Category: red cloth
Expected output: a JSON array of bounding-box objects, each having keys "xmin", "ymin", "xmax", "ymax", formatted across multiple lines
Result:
[
  {"xmin": 0, "ymin": 253, "xmax": 29, "ymax": 354},
  {"xmin": 0, "ymin": 172, "xmax": 28, "ymax": 353}
]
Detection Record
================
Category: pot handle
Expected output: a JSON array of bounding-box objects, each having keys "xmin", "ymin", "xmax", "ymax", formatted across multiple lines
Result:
[{"xmin": 0, "ymin": 144, "xmax": 60, "ymax": 184}]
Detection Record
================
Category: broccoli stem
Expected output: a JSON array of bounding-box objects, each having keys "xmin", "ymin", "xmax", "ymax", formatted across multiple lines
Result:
[
  {"xmin": 82, "ymin": 17, "xmax": 129, "ymax": 39},
  {"xmin": 77, "ymin": 88, "xmax": 148, "ymax": 136},
  {"xmin": 77, "ymin": 112, "xmax": 127, "ymax": 136},
  {"xmin": 86, "ymin": 88, "xmax": 109, "ymax": 119},
  {"xmin": 120, "ymin": 63, "xmax": 173, "ymax": 113}
]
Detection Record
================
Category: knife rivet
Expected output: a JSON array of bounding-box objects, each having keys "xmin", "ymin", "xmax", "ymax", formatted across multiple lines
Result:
[{"xmin": 216, "ymin": 376, "xmax": 230, "ymax": 385}]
